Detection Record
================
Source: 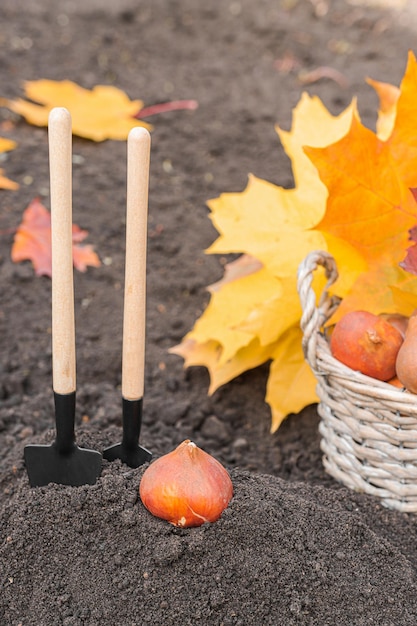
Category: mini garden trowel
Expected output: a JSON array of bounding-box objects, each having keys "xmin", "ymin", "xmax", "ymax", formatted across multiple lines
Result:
[
  {"xmin": 24, "ymin": 108, "xmax": 102, "ymax": 487},
  {"xmin": 103, "ymin": 127, "xmax": 152, "ymax": 468}
]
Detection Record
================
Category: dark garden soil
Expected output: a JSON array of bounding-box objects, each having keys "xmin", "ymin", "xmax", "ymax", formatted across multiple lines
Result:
[{"xmin": 1, "ymin": 0, "xmax": 417, "ymax": 624}]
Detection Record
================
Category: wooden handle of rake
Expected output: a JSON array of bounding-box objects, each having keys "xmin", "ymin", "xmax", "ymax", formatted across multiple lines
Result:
[
  {"xmin": 122, "ymin": 127, "xmax": 151, "ymax": 401},
  {"xmin": 48, "ymin": 107, "xmax": 76, "ymax": 396}
]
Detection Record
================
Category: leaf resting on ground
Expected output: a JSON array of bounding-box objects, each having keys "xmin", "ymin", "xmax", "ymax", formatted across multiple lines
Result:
[
  {"xmin": 11, "ymin": 198, "xmax": 101, "ymax": 277},
  {"xmin": 0, "ymin": 80, "xmax": 198, "ymax": 141},
  {"xmin": 0, "ymin": 136, "xmax": 18, "ymax": 190}
]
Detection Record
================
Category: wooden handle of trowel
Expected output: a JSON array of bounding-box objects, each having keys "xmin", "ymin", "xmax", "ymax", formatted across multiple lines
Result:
[
  {"xmin": 122, "ymin": 127, "xmax": 151, "ymax": 401},
  {"xmin": 49, "ymin": 107, "xmax": 76, "ymax": 395}
]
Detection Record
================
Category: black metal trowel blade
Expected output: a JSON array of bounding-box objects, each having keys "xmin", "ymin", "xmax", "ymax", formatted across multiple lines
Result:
[
  {"xmin": 24, "ymin": 391, "xmax": 102, "ymax": 487},
  {"xmin": 103, "ymin": 397, "xmax": 151, "ymax": 468},
  {"xmin": 24, "ymin": 443, "xmax": 102, "ymax": 488}
]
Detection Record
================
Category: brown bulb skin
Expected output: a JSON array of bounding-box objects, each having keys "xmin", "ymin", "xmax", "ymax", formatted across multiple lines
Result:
[
  {"xmin": 379, "ymin": 313, "xmax": 409, "ymax": 339},
  {"xmin": 395, "ymin": 316, "xmax": 417, "ymax": 393},
  {"xmin": 139, "ymin": 440, "xmax": 233, "ymax": 528}
]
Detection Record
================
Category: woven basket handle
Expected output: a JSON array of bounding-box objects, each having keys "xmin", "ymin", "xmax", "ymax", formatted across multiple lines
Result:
[{"xmin": 297, "ymin": 250, "xmax": 340, "ymax": 369}]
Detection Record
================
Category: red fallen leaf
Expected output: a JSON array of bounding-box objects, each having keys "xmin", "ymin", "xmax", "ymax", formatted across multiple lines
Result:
[
  {"xmin": 11, "ymin": 198, "xmax": 100, "ymax": 277},
  {"xmin": 298, "ymin": 66, "xmax": 349, "ymax": 89}
]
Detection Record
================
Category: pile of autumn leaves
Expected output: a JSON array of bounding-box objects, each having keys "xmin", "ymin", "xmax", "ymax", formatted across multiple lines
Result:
[
  {"xmin": 172, "ymin": 51, "xmax": 417, "ymax": 432},
  {"xmin": 3, "ymin": 57, "xmax": 417, "ymax": 432}
]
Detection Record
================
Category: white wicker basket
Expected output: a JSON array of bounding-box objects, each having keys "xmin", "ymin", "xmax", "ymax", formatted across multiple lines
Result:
[{"xmin": 297, "ymin": 250, "xmax": 417, "ymax": 513}]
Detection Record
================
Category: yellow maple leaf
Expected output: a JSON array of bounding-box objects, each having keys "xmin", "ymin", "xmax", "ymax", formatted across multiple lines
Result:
[
  {"xmin": 0, "ymin": 137, "xmax": 17, "ymax": 152},
  {"xmin": 1, "ymin": 79, "xmax": 151, "ymax": 141},
  {"xmin": 276, "ymin": 93, "xmax": 356, "ymax": 226},
  {"xmin": 266, "ymin": 326, "xmax": 319, "ymax": 432},
  {"xmin": 172, "ymin": 93, "xmax": 358, "ymax": 427},
  {"xmin": 170, "ymin": 336, "xmax": 278, "ymax": 396},
  {"xmin": 187, "ymin": 264, "xmax": 281, "ymax": 364},
  {"xmin": 207, "ymin": 175, "xmax": 327, "ymax": 279},
  {"xmin": 0, "ymin": 136, "xmax": 18, "ymax": 190}
]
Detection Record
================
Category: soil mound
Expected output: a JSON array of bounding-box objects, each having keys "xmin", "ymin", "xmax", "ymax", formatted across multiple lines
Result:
[{"xmin": 2, "ymin": 461, "xmax": 417, "ymax": 626}]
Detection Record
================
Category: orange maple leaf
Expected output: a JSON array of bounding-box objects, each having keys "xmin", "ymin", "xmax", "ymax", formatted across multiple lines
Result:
[
  {"xmin": 303, "ymin": 54, "xmax": 417, "ymax": 320},
  {"xmin": 385, "ymin": 50, "xmax": 417, "ymax": 187},
  {"xmin": 11, "ymin": 198, "xmax": 101, "ymax": 277},
  {"xmin": 305, "ymin": 115, "xmax": 417, "ymax": 267}
]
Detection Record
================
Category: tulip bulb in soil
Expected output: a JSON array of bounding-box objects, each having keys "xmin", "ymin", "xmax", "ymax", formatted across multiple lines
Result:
[{"xmin": 139, "ymin": 439, "xmax": 233, "ymax": 528}]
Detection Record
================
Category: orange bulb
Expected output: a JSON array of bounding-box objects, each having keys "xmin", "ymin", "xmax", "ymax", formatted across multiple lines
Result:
[
  {"xmin": 330, "ymin": 310, "xmax": 403, "ymax": 381},
  {"xmin": 139, "ymin": 440, "xmax": 233, "ymax": 528}
]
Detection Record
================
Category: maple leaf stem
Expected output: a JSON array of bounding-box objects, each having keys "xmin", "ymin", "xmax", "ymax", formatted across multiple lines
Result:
[
  {"xmin": 135, "ymin": 100, "xmax": 198, "ymax": 119},
  {"xmin": 298, "ymin": 66, "xmax": 349, "ymax": 89},
  {"xmin": 0, "ymin": 226, "xmax": 17, "ymax": 236}
]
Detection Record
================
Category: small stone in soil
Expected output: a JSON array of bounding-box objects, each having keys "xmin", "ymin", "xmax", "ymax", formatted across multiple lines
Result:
[{"xmin": 200, "ymin": 414, "xmax": 230, "ymax": 442}]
